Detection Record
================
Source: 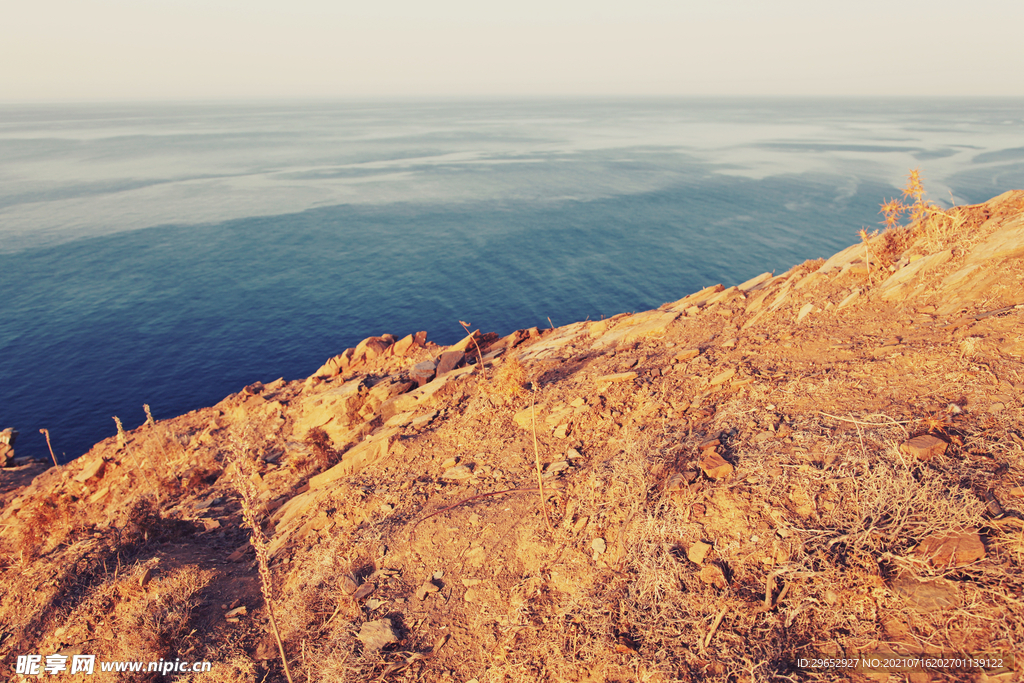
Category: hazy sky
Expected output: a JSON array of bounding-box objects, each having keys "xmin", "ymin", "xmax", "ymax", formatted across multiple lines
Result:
[{"xmin": 3, "ymin": 0, "xmax": 1023, "ymax": 101}]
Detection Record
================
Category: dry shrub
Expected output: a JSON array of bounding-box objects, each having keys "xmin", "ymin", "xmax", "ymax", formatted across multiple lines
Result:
[
  {"xmin": 305, "ymin": 426, "xmax": 339, "ymax": 470},
  {"xmin": 13, "ymin": 494, "xmax": 84, "ymax": 559},
  {"xmin": 492, "ymin": 354, "xmax": 528, "ymax": 401},
  {"xmin": 50, "ymin": 564, "xmax": 214, "ymax": 683}
]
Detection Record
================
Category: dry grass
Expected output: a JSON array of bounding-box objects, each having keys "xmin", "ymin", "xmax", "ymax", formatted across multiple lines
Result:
[{"xmin": 492, "ymin": 353, "xmax": 528, "ymax": 401}]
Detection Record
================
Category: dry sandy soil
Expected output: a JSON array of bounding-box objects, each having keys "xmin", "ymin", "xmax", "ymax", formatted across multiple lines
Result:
[{"xmin": 2, "ymin": 190, "xmax": 1024, "ymax": 682}]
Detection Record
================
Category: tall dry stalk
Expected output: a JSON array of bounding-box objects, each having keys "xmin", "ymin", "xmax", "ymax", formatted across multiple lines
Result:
[
  {"xmin": 458, "ymin": 320, "xmax": 486, "ymax": 375},
  {"xmin": 529, "ymin": 383, "xmax": 554, "ymax": 535},
  {"xmin": 231, "ymin": 448, "xmax": 295, "ymax": 683},
  {"xmin": 39, "ymin": 428, "xmax": 61, "ymax": 471}
]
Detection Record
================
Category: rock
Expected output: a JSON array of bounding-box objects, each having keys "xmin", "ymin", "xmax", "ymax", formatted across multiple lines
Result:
[
  {"xmin": 591, "ymin": 538, "xmax": 607, "ymax": 554},
  {"xmin": 552, "ymin": 424, "xmax": 570, "ymax": 439},
  {"xmin": 544, "ymin": 460, "xmax": 571, "ymax": 476},
  {"xmin": 441, "ymin": 464, "xmax": 473, "ymax": 481},
  {"xmin": 393, "ymin": 331, "xmax": 427, "ymax": 357},
  {"xmin": 687, "ymin": 541, "xmax": 712, "ymax": 565},
  {"xmin": 411, "ymin": 410, "xmax": 438, "ymax": 429},
  {"xmin": 139, "ymin": 567, "xmax": 155, "ymax": 587},
  {"xmin": 357, "ymin": 618, "xmax": 398, "ymax": 651},
  {"xmin": 435, "ymin": 349, "xmax": 465, "ymax": 376},
  {"xmin": 899, "ymin": 435, "xmax": 947, "ymax": 461},
  {"xmin": 835, "ymin": 288, "xmax": 861, "ymax": 311},
  {"xmin": 916, "ymin": 530, "xmax": 986, "ymax": 567},
  {"xmin": 595, "ymin": 372, "xmax": 637, "ymax": 384},
  {"xmin": 664, "ymin": 472, "xmax": 687, "ymax": 493},
  {"xmin": 797, "ymin": 303, "xmax": 814, "ymax": 321},
  {"xmin": 341, "ymin": 575, "xmax": 359, "ymax": 595},
  {"xmin": 0, "ymin": 428, "xmax": 17, "ymax": 468},
  {"xmin": 409, "ymin": 360, "xmax": 437, "ymax": 386},
  {"xmin": 73, "ymin": 458, "xmax": 106, "ymax": 483},
  {"xmin": 415, "ymin": 580, "xmax": 441, "ymax": 601},
  {"xmin": 698, "ymin": 564, "xmax": 728, "ymax": 589},
  {"xmin": 353, "ymin": 335, "xmax": 395, "ymax": 364},
  {"xmin": 700, "ymin": 452, "xmax": 734, "ymax": 479},
  {"xmin": 0, "ymin": 443, "xmax": 13, "ymax": 468},
  {"xmin": 737, "ymin": 272, "xmax": 773, "ymax": 291},
  {"xmin": 892, "ymin": 574, "xmax": 960, "ymax": 613},
  {"xmin": 366, "ymin": 377, "xmax": 415, "ymax": 413},
  {"xmin": 292, "ymin": 376, "xmax": 368, "ymax": 445},
  {"xmin": 1009, "ymin": 487, "xmax": 1024, "ymax": 499},
  {"xmin": 709, "ymin": 368, "xmax": 735, "ymax": 386},
  {"xmin": 513, "ymin": 406, "xmax": 537, "ymax": 429},
  {"xmin": 353, "ymin": 582, "xmax": 375, "ymax": 601},
  {"xmin": 314, "ymin": 348, "xmax": 354, "ymax": 378}
]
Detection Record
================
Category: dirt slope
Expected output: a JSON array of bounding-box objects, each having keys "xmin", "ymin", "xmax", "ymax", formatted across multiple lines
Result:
[{"xmin": 2, "ymin": 190, "xmax": 1024, "ymax": 683}]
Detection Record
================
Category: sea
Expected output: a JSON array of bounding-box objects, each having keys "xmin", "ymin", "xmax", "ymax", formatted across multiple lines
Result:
[{"xmin": 2, "ymin": 98, "xmax": 1023, "ymax": 462}]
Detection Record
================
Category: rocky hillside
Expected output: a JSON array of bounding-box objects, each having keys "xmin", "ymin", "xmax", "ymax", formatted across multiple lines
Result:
[{"xmin": 2, "ymin": 190, "xmax": 1024, "ymax": 683}]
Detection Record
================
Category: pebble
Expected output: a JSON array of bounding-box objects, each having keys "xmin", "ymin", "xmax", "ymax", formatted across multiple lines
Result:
[{"xmin": 592, "ymin": 538, "xmax": 607, "ymax": 554}]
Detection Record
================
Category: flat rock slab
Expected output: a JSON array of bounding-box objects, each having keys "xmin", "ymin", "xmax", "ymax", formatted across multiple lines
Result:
[
  {"xmin": 892, "ymin": 574, "xmax": 961, "ymax": 613},
  {"xmin": 899, "ymin": 435, "xmax": 947, "ymax": 461},
  {"xmin": 357, "ymin": 619, "xmax": 398, "ymax": 651},
  {"xmin": 916, "ymin": 530, "xmax": 986, "ymax": 567}
]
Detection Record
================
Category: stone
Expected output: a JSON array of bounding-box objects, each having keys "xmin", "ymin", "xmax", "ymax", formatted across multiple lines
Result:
[
  {"xmin": 392, "ymin": 331, "xmax": 427, "ymax": 357},
  {"xmin": 513, "ymin": 406, "xmax": 538, "ymax": 429},
  {"xmin": 545, "ymin": 460, "xmax": 571, "ymax": 476},
  {"xmin": 435, "ymin": 349, "xmax": 465, "ymax": 376},
  {"xmin": 687, "ymin": 541, "xmax": 712, "ymax": 565},
  {"xmin": 892, "ymin": 575, "xmax": 960, "ymax": 613},
  {"xmin": 366, "ymin": 378, "xmax": 415, "ymax": 413},
  {"xmin": 74, "ymin": 457, "xmax": 106, "ymax": 483},
  {"xmin": 357, "ymin": 619, "xmax": 398, "ymax": 651},
  {"xmin": 409, "ymin": 360, "xmax": 437, "ymax": 387},
  {"xmin": 410, "ymin": 410, "xmax": 437, "ymax": 429},
  {"xmin": 664, "ymin": 472, "xmax": 687, "ymax": 493},
  {"xmin": 709, "ymin": 368, "xmax": 735, "ymax": 386},
  {"xmin": 0, "ymin": 427, "xmax": 17, "ymax": 446},
  {"xmin": 673, "ymin": 348, "xmax": 700, "ymax": 361},
  {"xmin": 353, "ymin": 582, "xmax": 375, "ymax": 601},
  {"xmin": 415, "ymin": 580, "xmax": 441, "ymax": 601},
  {"xmin": 916, "ymin": 530, "xmax": 986, "ymax": 567},
  {"xmin": 292, "ymin": 376, "xmax": 368, "ymax": 445},
  {"xmin": 835, "ymin": 288, "xmax": 861, "ymax": 311},
  {"xmin": 308, "ymin": 428, "xmax": 400, "ymax": 488},
  {"xmin": 441, "ymin": 464, "xmax": 474, "ymax": 481},
  {"xmin": 595, "ymin": 372, "xmax": 637, "ymax": 384},
  {"xmin": 313, "ymin": 348, "xmax": 354, "ymax": 378},
  {"xmin": 353, "ymin": 335, "xmax": 394, "ymax": 364},
  {"xmin": 899, "ymin": 435, "xmax": 947, "ymax": 461},
  {"xmin": 552, "ymin": 424, "xmax": 569, "ymax": 439},
  {"xmin": 700, "ymin": 452, "xmax": 734, "ymax": 480},
  {"xmin": 592, "ymin": 538, "xmax": 607, "ymax": 554},
  {"xmin": 0, "ymin": 443, "xmax": 14, "ymax": 468},
  {"xmin": 698, "ymin": 564, "xmax": 728, "ymax": 589},
  {"xmin": 797, "ymin": 303, "xmax": 814, "ymax": 322},
  {"xmin": 737, "ymin": 272, "xmax": 773, "ymax": 291}
]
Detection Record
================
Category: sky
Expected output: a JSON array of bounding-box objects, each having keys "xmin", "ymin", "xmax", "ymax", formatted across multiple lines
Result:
[{"xmin": 3, "ymin": 0, "xmax": 1024, "ymax": 101}]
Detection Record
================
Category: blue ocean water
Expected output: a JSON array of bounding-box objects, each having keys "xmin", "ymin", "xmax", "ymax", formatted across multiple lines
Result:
[{"xmin": 2, "ymin": 98, "xmax": 1023, "ymax": 462}]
